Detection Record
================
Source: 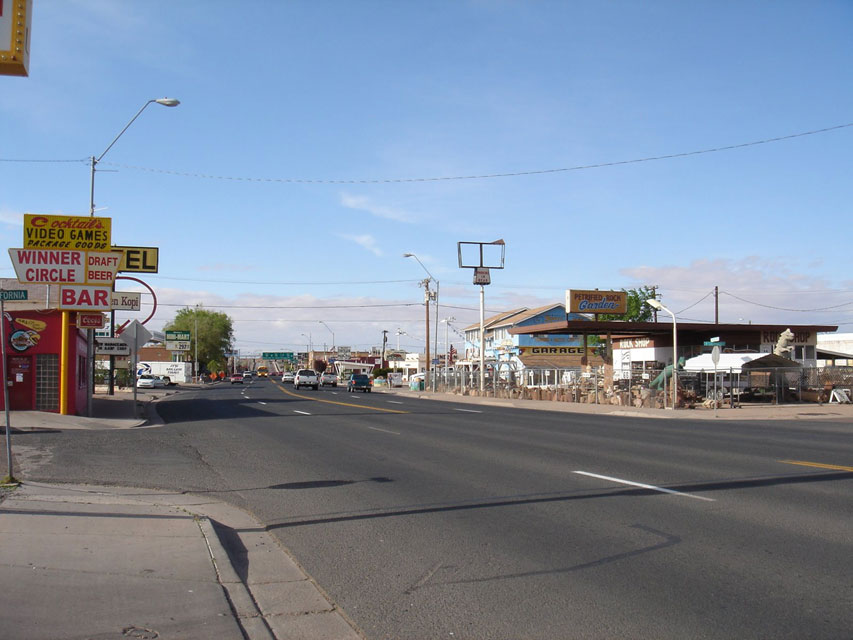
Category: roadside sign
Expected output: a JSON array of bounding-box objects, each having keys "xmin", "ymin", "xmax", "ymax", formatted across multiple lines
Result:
[
  {"xmin": 9, "ymin": 248, "xmax": 119, "ymax": 285},
  {"xmin": 78, "ymin": 313, "xmax": 105, "ymax": 329},
  {"xmin": 119, "ymin": 320, "xmax": 152, "ymax": 350},
  {"xmin": 95, "ymin": 337, "xmax": 131, "ymax": 356},
  {"xmin": 0, "ymin": 290, "xmax": 28, "ymax": 301},
  {"xmin": 711, "ymin": 346, "xmax": 721, "ymax": 365},
  {"xmin": 166, "ymin": 330, "xmax": 191, "ymax": 341},
  {"xmin": 0, "ymin": 0, "xmax": 33, "ymax": 77},
  {"xmin": 704, "ymin": 341, "xmax": 726, "ymax": 347},
  {"xmin": 58, "ymin": 285, "xmax": 112, "ymax": 311},
  {"xmin": 9, "ymin": 249, "xmax": 85, "ymax": 283},
  {"xmin": 23, "ymin": 214, "xmax": 111, "ymax": 251},
  {"xmin": 262, "ymin": 352, "xmax": 293, "ymax": 360},
  {"xmin": 111, "ymin": 292, "xmax": 141, "ymax": 311},
  {"xmin": 473, "ymin": 267, "xmax": 491, "ymax": 285},
  {"xmin": 113, "ymin": 246, "xmax": 159, "ymax": 273},
  {"xmin": 166, "ymin": 341, "xmax": 191, "ymax": 351}
]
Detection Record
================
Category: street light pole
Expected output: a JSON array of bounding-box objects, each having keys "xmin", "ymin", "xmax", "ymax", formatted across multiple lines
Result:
[
  {"xmin": 194, "ymin": 305, "xmax": 199, "ymax": 382},
  {"xmin": 90, "ymin": 98, "xmax": 180, "ymax": 413},
  {"xmin": 319, "ymin": 320, "xmax": 335, "ymax": 357},
  {"xmin": 645, "ymin": 298, "xmax": 678, "ymax": 410},
  {"xmin": 441, "ymin": 316, "xmax": 455, "ymax": 380}
]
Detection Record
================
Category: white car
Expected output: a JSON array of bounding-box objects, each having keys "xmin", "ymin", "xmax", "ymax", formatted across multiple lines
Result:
[
  {"xmin": 293, "ymin": 369, "xmax": 319, "ymax": 390},
  {"xmin": 281, "ymin": 371, "xmax": 295, "ymax": 383},
  {"xmin": 137, "ymin": 374, "xmax": 166, "ymax": 389}
]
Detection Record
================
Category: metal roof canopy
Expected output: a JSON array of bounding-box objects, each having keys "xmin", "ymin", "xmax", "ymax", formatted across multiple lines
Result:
[{"xmin": 509, "ymin": 320, "xmax": 838, "ymax": 339}]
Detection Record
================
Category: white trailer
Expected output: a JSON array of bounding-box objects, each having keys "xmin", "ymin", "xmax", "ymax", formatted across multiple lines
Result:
[{"xmin": 137, "ymin": 361, "xmax": 193, "ymax": 383}]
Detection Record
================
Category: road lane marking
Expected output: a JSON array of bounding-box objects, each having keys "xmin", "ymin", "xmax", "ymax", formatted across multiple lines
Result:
[
  {"xmin": 454, "ymin": 408, "xmax": 482, "ymax": 413},
  {"xmin": 368, "ymin": 426, "xmax": 401, "ymax": 435},
  {"xmin": 387, "ymin": 401, "xmax": 404, "ymax": 404},
  {"xmin": 573, "ymin": 471, "xmax": 716, "ymax": 502},
  {"xmin": 276, "ymin": 383, "xmax": 408, "ymax": 414},
  {"xmin": 294, "ymin": 410, "xmax": 311, "ymax": 415},
  {"xmin": 779, "ymin": 460, "xmax": 853, "ymax": 472},
  {"xmin": 258, "ymin": 401, "xmax": 267, "ymax": 405}
]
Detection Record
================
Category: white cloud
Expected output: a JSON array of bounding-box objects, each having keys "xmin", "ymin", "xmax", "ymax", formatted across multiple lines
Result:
[
  {"xmin": 0, "ymin": 207, "xmax": 24, "ymax": 226},
  {"xmin": 340, "ymin": 193, "xmax": 417, "ymax": 223},
  {"xmin": 340, "ymin": 233, "xmax": 383, "ymax": 256},
  {"xmin": 619, "ymin": 258, "xmax": 853, "ymax": 326}
]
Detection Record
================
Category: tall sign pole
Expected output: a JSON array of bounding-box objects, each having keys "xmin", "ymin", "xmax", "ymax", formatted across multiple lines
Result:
[
  {"xmin": 0, "ymin": 289, "xmax": 28, "ymax": 482},
  {"xmin": 479, "ymin": 284, "xmax": 485, "ymax": 393},
  {"xmin": 458, "ymin": 240, "xmax": 505, "ymax": 396}
]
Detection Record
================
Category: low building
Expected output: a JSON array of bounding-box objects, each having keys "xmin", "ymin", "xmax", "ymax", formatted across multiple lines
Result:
[
  {"xmin": 0, "ymin": 281, "xmax": 89, "ymax": 414},
  {"xmin": 463, "ymin": 304, "xmax": 597, "ymax": 379}
]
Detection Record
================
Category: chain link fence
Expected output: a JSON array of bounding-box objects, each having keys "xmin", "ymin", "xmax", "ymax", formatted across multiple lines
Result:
[{"xmin": 426, "ymin": 365, "xmax": 853, "ymax": 407}]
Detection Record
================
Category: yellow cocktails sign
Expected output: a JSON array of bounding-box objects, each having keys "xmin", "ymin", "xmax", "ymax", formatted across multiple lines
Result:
[{"xmin": 23, "ymin": 214, "xmax": 112, "ymax": 251}]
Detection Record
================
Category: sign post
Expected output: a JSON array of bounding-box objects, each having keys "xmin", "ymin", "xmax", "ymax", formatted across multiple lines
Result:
[
  {"xmin": 0, "ymin": 289, "xmax": 27, "ymax": 482},
  {"xmin": 711, "ymin": 345, "xmax": 721, "ymax": 419},
  {"xmin": 119, "ymin": 320, "xmax": 152, "ymax": 419}
]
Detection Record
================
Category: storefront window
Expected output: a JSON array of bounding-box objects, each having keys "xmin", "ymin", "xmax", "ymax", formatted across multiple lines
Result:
[{"xmin": 36, "ymin": 354, "xmax": 59, "ymax": 411}]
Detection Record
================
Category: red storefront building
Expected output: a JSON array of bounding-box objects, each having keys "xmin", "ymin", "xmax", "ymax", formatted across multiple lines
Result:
[{"xmin": 0, "ymin": 282, "xmax": 89, "ymax": 414}]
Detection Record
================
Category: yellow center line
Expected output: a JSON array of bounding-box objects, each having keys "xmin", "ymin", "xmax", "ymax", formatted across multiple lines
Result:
[
  {"xmin": 779, "ymin": 460, "xmax": 853, "ymax": 472},
  {"xmin": 275, "ymin": 383, "xmax": 409, "ymax": 414}
]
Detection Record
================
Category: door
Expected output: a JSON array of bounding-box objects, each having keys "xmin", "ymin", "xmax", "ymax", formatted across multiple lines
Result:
[{"xmin": 7, "ymin": 355, "xmax": 34, "ymax": 410}]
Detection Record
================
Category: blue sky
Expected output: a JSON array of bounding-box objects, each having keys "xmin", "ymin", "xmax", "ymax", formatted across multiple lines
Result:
[{"xmin": 2, "ymin": 0, "xmax": 851, "ymax": 354}]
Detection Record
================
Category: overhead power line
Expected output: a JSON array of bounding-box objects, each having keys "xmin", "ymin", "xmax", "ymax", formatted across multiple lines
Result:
[
  {"xmin": 720, "ymin": 291, "xmax": 853, "ymax": 312},
  {"xmin": 3, "ymin": 122, "xmax": 848, "ymax": 183}
]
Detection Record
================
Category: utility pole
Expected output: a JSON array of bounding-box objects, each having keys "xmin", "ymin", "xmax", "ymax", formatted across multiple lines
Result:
[
  {"xmin": 381, "ymin": 330, "xmax": 388, "ymax": 369},
  {"xmin": 715, "ymin": 285, "xmax": 719, "ymax": 324}
]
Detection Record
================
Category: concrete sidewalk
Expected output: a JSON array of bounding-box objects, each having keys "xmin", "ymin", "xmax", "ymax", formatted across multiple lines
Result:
[
  {"xmin": 0, "ymin": 481, "xmax": 363, "ymax": 640},
  {"xmin": 380, "ymin": 385, "xmax": 853, "ymax": 421},
  {"xmin": 0, "ymin": 387, "xmax": 363, "ymax": 640}
]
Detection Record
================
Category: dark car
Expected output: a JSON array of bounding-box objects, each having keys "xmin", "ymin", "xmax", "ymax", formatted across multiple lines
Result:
[{"xmin": 347, "ymin": 374, "xmax": 372, "ymax": 393}]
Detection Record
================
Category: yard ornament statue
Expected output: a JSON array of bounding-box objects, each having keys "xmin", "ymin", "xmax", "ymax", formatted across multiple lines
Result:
[
  {"xmin": 649, "ymin": 356, "xmax": 685, "ymax": 390},
  {"xmin": 774, "ymin": 328, "xmax": 795, "ymax": 357}
]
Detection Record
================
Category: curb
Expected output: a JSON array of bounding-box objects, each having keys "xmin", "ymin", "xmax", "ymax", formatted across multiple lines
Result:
[{"xmin": 197, "ymin": 517, "xmax": 275, "ymax": 640}]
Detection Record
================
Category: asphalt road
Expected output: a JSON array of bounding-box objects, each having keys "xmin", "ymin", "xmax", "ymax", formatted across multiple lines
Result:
[{"xmin": 16, "ymin": 378, "xmax": 853, "ymax": 639}]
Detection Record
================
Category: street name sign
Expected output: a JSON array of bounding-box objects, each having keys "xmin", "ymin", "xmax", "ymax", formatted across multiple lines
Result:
[
  {"xmin": 0, "ymin": 290, "xmax": 28, "ymax": 301},
  {"xmin": 262, "ymin": 352, "xmax": 294, "ymax": 360}
]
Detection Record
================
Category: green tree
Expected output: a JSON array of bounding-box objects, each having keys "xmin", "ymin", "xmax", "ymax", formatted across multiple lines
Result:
[
  {"xmin": 598, "ymin": 286, "xmax": 658, "ymax": 322},
  {"xmin": 165, "ymin": 307, "xmax": 234, "ymax": 374}
]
